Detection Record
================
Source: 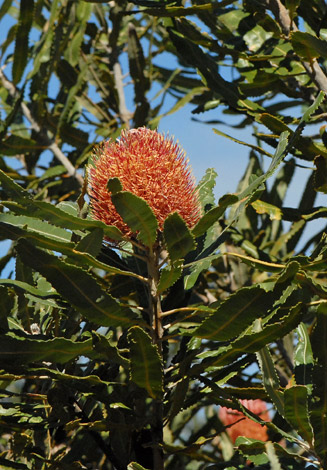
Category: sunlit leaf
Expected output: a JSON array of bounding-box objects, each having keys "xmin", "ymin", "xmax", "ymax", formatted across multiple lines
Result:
[{"xmin": 112, "ymin": 191, "xmax": 158, "ymax": 247}]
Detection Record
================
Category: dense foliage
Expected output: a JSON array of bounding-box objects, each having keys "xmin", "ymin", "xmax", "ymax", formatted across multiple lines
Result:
[{"xmin": 1, "ymin": 0, "xmax": 327, "ymax": 469}]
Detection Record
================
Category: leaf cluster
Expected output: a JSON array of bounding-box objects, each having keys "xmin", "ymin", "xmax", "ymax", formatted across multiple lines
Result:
[{"xmin": 1, "ymin": 1, "xmax": 327, "ymax": 469}]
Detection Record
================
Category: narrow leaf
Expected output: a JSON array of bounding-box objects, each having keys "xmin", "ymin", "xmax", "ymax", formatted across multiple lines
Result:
[
  {"xmin": 0, "ymin": 334, "xmax": 95, "ymax": 365},
  {"xmin": 194, "ymin": 303, "xmax": 303, "ymax": 371},
  {"xmin": 192, "ymin": 194, "xmax": 238, "ymax": 238},
  {"xmin": 196, "ymin": 167, "xmax": 218, "ymax": 211},
  {"xmin": 256, "ymin": 342, "xmax": 284, "ymax": 417},
  {"xmin": 128, "ymin": 326, "xmax": 163, "ymax": 399},
  {"xmin": 112, "ymin": 191, "xmax": 158, "ymax": 247},
  {"xmin": 310, "ymin": 307, "xmax": 327, "ymax": 466},
  {"xmin": 284, "ymin": 385, "xmax": 313, "ymax": 444},
  {"xmin": 194, "ymin": 286, "xmax": 273, "ymax": 341},
  {"xmin": 2, "ymin": 199, "xmax": 124, "ymax": 241},
  {"xmin": 0, "ymin": 169, "xmax": 31, "ymax": 199},
  {"xmin": 12, "ymin": 0, "xmax": 34, "ymax": 84},
  {"xmin": 164, "ymin": 212, "xmax": 195, "ymax": 261},
  {"xmin": 15, "ymin": 239, "xmax": 137, "ymax": 328},
  {"xmin": 157, "ymin": 262, "xmax": 183, "ymax": 294}
]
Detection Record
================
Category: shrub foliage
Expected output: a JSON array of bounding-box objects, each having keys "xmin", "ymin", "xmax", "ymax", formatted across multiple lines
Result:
[{"xmin": 1, "ymin": 0, "xmax": 327, "ymax": 469}]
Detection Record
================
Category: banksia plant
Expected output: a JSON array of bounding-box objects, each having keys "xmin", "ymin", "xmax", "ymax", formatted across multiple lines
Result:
[
  {"xmin": 86, "ymin": 127, "xmax": 202, "ymax": 470},
  {"xmin": 87, "ymin": 127, "xmax": 201, "ymax": 240},
  {"xmin": 219, "ymin": 399, "xmax": 271, "ymax": 443}
]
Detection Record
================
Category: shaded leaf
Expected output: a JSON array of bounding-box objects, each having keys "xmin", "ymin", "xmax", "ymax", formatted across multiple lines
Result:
[
  {"xmin": 12, "ymin": 0, "xmax": 34, "ymax": 84},
  {"xmin": 192, "ymin": 194, "xmax": 238, "ymax": 238},
  {"xmin": 194, "ymin": 286, "xmax": 273, "ymax": 341},
  {"xmin": 195, "ymin": 302, "xmax": 303, "ymax": 371},
  {"xmin": 314, "ymin": 155, "xmax": 327, "ymax": 193},
  {"xmin": 15, "ymin": 239, "xmax": 137, "ymax": 328},
  {"xmin": 74, "ymin": 228, "xmax": 104, "ymax": 257},
  {"xmin": 0, "ymin": 334, "xmax": 95, "ymax": 365},
  {"xmin": 164, "ymin": 212, "xmax": 195, "ymax": 261},
  {"xmin": 310, "ymin": 307, "xmax": 327, "ymax": 466},
  {"xmin": 128, "ymin": 326, "xmax": 163, "ymax": 399},
  {"xmin": 157, "ymin": 262, "xmax": 183, "ymax": 294},
  {"xmin": 291, "ymin": 31, "xmax": 327, "ymax": 60},
  {"xmin": 284, "ymin": 385, "xmax": 313, "ymax": 444},
  {"xmin": 255, "ymin": 341, "xmax": 284, "ymax": 417},
  {"xmin": 0, "ymin": 169, "xmax": 31, "ymax": 199}
]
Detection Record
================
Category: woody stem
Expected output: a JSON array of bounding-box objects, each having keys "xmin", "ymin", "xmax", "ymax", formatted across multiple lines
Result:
[{"xmin": 147, "ymin": 244, "xmax": 164, "ymax": 470}]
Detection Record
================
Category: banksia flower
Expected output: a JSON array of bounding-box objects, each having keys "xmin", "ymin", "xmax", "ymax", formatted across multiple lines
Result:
[
  {"xmin": 219, "ymin": 399, "xmax": 270, "ymax": 443},
  {"xmin": 87, "ymin": 127, "xmax": 201, "ymax": 239}
]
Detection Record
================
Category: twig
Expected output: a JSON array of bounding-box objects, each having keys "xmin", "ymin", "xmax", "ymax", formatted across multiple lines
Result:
[
  {"xmin": 264, "ymin": 0, "xmax": 327, "ymax": 92},
  {"xmin": 0, "ymin": 68, "xmax": 84, "ymax": 186}
]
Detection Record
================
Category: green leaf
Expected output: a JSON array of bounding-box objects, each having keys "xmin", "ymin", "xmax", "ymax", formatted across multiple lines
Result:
[
  {"xmin": 195, "ymin": 302, "xmax": 303, "ymax": 371},
  {"xmin": 255, "ymin": 342, "xmax": 284, "ymax": 417},
  {"xmin": 294, "ymin": 323, "xmax": 313, "ymax": 387},
  {"xmin": 0, "ymin": 279, "xmax": 58, "ymax": 299},
  {"xmin": 12, "ymin": 0, "xmax": 34, "ymax": 84},
  {"xmin": 301, "ymin": 91, "xmax": 325, "ymax": 123},
  {"xmin": 265, "ymin": 442, "xmax": 282, "ymax": 470},
  {"xmin": 128, "ymin": 23, "xmax": 149, "ymax": 104},
  {"xmin": 291, "ymin": 31, "xmax": 327, "ymax": 60},
  {"xmin": 164, "ymin": 212, "xmax": 196, "ymax": 261},
  {"xmin": 0, "ymin": 334, "xmax": 95, "ymax": 365},
  {"xmin": 112, "ymin": 191, "xmax": 158, "ymax": 247},
  {"xmin": 284, "ymin": 385, "xmax": 313, "ymax": 444},
  {"xmin": 15, "ymin": 239, "xmax": 137, "ymax": 328},
  {"xmin": 0, "ymin": 135, "xmax": 40, "ymax": 156},
  {"xmin": 184, "ymin": 254, "xmax": 221, "ymax": 290},
  {"xmin": 0, "ymin": 169, "xmax": 31, "ymax": 199},
  {"xmin": 251, "ymin": 200, "xmax": 282, "ymax": 220},
  {"xmin": 310, "ymin": 308, "xmax": 327, "ymax": 466},
  {"xmin": 194, "ymin": 286, "xmax": 273, "ymax": 341},
  {"xmin": 192, "ymin": 194, "xmax": 238, "ymax": 238},
  {"xmin": 74, "ymin": 228, "xmax": 104, "ymax": 257},
  {"xmin": 1, "ymin": 199, "xmax": 124, "ymax": 241},
  {"xmin": 236, "ymin": 437, "xmax": 269, "ymax": 465},
  {"xmin": 0, "ymin": 219, "xmax": 144, "ymax": 281},
  {"xmin": 127, "ymin": 462, "xmax": 150, "ymax": 470},
  {"xmin": 314, "ymin": 155, "xmax": 327, "ymax": 193},
  {"xmin": 128, "ymin": 326, "xmax": 163, "ymax": 399},
  {"xmin": 157, "ymin": 261, "xmax": 183, "ymax": 294},
  {"xmin": 0, "ymin": 213, "xmax": 72, "ymax": 243},
  {"xmin": 213, "ymin": 128, "xmax": 273, "ymax": 158},
  {"xmin": 196, "ymin": 167, "xmax": 218, "ymax": 211},
  {"xmin": 107, "ymin": 177, "xmax": 123, "ymax": 195}
]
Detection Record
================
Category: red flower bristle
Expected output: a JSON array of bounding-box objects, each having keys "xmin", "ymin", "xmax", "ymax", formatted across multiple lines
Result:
[
  {"xmin": 218, "ymin": 399, "xmax": 271, "ymax": 443},
  {"xmin": 87, "ymin": 127, "xmax": 201, "ymax": 241}
]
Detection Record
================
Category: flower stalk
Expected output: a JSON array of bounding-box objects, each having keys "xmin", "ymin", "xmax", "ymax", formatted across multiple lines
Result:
[{"xmin": 146, "ymin": 244, "xmax": 164, "ymax": 470}]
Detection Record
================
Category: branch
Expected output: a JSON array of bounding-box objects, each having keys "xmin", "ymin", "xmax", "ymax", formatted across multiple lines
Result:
[
  {"xmin": 113, "ymin": 61, "xmax": 132, "ymax": 126},
  {"xmin": 0, "ymin": 69, "xmax": 84, "ymax": 186},
  {"xmin": 264, "ymin": 0, "xmax": 327, "ymax": 93}
]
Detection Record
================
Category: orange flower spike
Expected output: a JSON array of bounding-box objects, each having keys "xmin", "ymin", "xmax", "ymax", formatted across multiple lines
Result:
[
  {"xmin": 219, "ymin": 399, "xmax": 271, "ymax": 443},
  {"xmin": 87, "ymin": 128, "xmax": 201, "ymax": 239}
]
